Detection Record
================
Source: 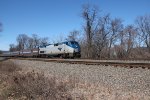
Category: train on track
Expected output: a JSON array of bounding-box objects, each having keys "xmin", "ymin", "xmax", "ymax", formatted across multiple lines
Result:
[{"xmin": 0, "ymin": 41, "xmax": 81, "ymax": 58}]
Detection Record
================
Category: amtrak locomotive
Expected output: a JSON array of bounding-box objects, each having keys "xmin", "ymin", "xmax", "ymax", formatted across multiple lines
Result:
[{"xmin": 1, "ymin": 41, "xmax": 81, "ymax": 58}]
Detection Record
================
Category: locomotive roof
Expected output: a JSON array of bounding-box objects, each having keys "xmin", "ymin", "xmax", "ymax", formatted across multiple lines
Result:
[{"xmin": 39, "ymin": 41, "xmax": 78, "ymax": 48}]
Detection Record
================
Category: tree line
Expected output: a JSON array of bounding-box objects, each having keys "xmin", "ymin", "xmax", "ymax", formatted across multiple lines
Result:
[
  {"xmin": 7, "ymin": 4, "xmax": 150, "ymax": 59},
  {"xmin": 79, "ymin": 5, "xmax": 150, "ymax": 59},
  {"xmin": 9, "ymin": 34, "xmax": 49, "ymax": 52}
]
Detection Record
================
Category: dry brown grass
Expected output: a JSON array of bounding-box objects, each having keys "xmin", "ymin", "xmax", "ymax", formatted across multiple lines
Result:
[
  {"xmin": 3, "ymin": 71, "xmax": 74, "ymax": 100},
  {"xmin": 0, "ymin": 61, "xmax": 79, "ymax": 100},
  {"xmin": 0, "ymin": 60, "xmax": 21, "ymax": 73}
]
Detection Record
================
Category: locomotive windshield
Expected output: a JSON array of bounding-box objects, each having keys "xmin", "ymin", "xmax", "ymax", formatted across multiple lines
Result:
[{"xmin": 65, "ymin": 41, "xmax": 80, "ymax": 48}]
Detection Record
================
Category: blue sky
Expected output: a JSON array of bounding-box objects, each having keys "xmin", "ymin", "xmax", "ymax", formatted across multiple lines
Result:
[{"xmin": 0, "ymin": 0, "xmax": 149, "ymax": 50}]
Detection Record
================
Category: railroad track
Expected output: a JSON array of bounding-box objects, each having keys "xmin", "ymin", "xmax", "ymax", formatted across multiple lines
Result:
[{"xmin": 8, "ymin": 57, "xmax": 150, "ymax": 69}]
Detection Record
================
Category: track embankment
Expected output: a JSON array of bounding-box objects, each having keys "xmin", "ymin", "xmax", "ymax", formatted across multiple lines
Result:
[
  {"xmin": 10, "ymin": 59, "xmax": 150, "ymax": 99},
  {"xmin": 0, "ymin": 57, "xmax": 8, "ymax": 62},
  {"xmin": 11, "ymin": 58, "xmax": 150, "ymax": 69}
]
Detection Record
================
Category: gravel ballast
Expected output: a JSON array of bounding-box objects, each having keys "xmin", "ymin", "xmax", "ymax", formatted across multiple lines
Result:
[{"xmin": 11, "ymin": 59, "xmax": 150, "ymax": 98}]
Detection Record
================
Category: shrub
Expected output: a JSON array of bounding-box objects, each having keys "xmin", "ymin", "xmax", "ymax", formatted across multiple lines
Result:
[
  {"xmin": 0, "ymin": 61, "xmax": 74, "ymax": 100},
  {"xmin": 0, "ymin": 61, "xmax": 21, "ymax": 73},
  {"xmin": 5, "ymin": 71, "xmax": 72, "ymax": 100}
]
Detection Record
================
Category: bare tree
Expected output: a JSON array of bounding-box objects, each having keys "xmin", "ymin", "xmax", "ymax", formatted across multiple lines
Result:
[
  {"xmin": 136, "ymin": 15, "xmax": 150, "ymax": 52},
  {"xmin": 27, "ymin": 37, "xmax": 34, "ymax": 49},
  {"xmin": 16, "ymin": 34, "xmax": 29, "ymax": 52},
  {"xmin": 115, "ymin": 25, "xmax": 137, "ymax": 58},
  {"xmin": 115, "ymin": 30, "xmax": 126, "ymax": 58},
  {"xmin": 108, "ymin": 18, "xmax": 123, "ymax": 58},
  {"xmin": 9, "ymin": 44, "xmax": 17, "ymax": 52},
  {"xmin": 124, "ymin": 25, "xmax": 137, "ymax": 58},
  {"xmin": 67, "ymin": 30, "xmax": 79, "ymax": 41},
  {"xmin": 93, "ymin": 14, "xmax": 110, "ymax": 59},
  {"xmin": 82, "ymin": 4, "xmax": 98, "ymax": 58},
  {"xmin": 32, "ymin": 34, "xmax": 40, "ymax": 48},
  {"xmin": 40, "ymin": 37, "xmax": 49, "ymax": 46}
]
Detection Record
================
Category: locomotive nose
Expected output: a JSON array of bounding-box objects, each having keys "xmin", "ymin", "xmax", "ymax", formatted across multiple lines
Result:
[
  {"xmin": 74, "ymin": 48, "xmax": 80, "ymax": 52},
  {"xmin": 74, "ymin": 49, "xmax": 78, "ymax": 52}
]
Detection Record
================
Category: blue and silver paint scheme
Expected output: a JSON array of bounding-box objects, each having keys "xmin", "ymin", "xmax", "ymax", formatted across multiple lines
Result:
[
  {"xmin": 0, "ymin": 41, "xmax": 81, "ymax": 58},
  {"xmin": 62, "ymin": 41, "xmax": 81, "ymax": 58},
  {"xmin": 39, "ymin": 41, "xmax": 81, "ymax": 58}
]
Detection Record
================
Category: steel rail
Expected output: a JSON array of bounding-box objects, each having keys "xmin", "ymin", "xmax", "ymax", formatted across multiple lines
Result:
[{"xmin": 9, "ymin": 58, "xmax": 150, "ymax": 69}]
